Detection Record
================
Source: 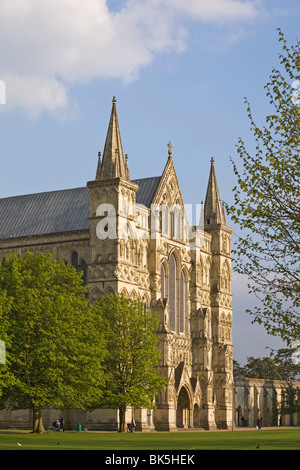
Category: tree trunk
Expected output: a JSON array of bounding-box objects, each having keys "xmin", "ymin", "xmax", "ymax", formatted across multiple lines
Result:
[
  {"xmin": 32, "ymin": 407, "xmax": 45, "ymax": 433},
  {"xmin": 118, "ymin": 404, "xmax": 126, "ymax": 432}
]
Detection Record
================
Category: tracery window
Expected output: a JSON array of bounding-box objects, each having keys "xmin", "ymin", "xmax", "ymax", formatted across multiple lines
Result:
[
  {"xmin": 179, "ymin": 273, "xmax": 184, "ymax": 333},
  {"xmin": 171, "ymin": 204, "xmax": 182, "ymax": 240},
  {"xmin": 162, "ymin": 253, "xmax": 189, "ymax": 334},
  {"xmin": 161, "ymin": 204, "xmax": 170, "ymax": 238},
  {"xmin": 179, "ymin": 271, "xmax": 189, "ymax": 334},
  {"xmin": 169, "ymin": 253, "xmax": 176, "ymax": 331}
]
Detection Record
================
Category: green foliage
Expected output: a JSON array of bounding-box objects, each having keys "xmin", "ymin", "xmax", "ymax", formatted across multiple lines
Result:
[
  {"xmin": 234, "ymin": 348, "xmax": 300, "ymax": 380},
  {"xmin": 243, "ymin": 356, "xmax": 282, "ymax": 380},
  {"xmin": 227, "ymin": 29, "xmax": 300, "ymax": 344},
  {"xmin": 280, "ymin": 383, "xmax": 300, "ymax": 422},
  {"xmin": 271, "ymin": 347, "xmax": 300, "ymax": 381},
  {"xmin": 0, "ymin": 289, "xmax": 15, "ymax": 397},
  {"xmin": 0, "ymin": 252, "xmax": 106, "ymax": 415},
  {"xmin": 93, "ymin": 293, "xmax": 167, "ymax": 431}
]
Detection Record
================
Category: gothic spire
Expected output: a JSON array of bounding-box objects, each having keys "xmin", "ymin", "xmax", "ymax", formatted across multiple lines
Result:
[
  {"xmin": 204, "ymin": 157, "xmax": 226, "ymax": 225},
  {"xmin": 97, "ymin": 97, "xmax": 129, "ymax": 181}
]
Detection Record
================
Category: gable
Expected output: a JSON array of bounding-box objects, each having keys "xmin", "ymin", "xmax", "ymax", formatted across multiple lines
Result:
[{"xmin": 152, "ymin": 156, "xmax": 185, "ymax": 210}]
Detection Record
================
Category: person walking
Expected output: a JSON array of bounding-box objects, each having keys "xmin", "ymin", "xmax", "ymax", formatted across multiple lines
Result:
[{"xmin": 256, "ymin": 417, "xmax": 262, "ymax": 430}]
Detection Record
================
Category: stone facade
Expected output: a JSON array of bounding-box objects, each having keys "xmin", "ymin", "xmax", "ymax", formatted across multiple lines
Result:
[{"xmin": 0, "ymin": 97, "xmax": 234, "ymax": 431}]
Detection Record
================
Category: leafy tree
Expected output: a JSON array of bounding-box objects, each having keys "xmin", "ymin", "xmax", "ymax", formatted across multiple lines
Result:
[
  {"xmin": 243, "ymin": 356, "xmax": 282, "ymax": 380},
  {"xmin": 0, "ymin": 290, "xmax": 14, "ymax": 398},
  {"xmin": 0, "ymin": 252, "xmax": 106, "ymax": 433},
  {"xmin": 93, "ymin": 293, "xmax": 167, "ymax": 432},
  {"xmin": 233, "ymin": 359, "xmax": 246, "ymax": 379},
  {"xmin": 234, "ymin": 349, "xmax": 300, "ymax": 381},
  {"xmin": 226, "ymin": 29, "xmax": 300, "ymax": 345},
  {"xmin": 279, "ymin": 383, "xmax": 300, "ymax": 425},
  {"xmin": 271, "ymin": 347, "xmax": 300, "ymax": 381}
]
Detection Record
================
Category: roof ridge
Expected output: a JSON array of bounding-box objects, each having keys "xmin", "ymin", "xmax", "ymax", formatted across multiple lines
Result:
[{"xmin": 0, "ymin": 186, "xmax": 88, "ymax": 201}]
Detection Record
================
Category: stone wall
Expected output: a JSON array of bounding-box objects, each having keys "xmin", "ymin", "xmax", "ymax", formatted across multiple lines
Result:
[
  {"xmin": 234, "ymin": 378, "xmax": 300, "ymax": 427},
  {"xmin": 0, "ymin": 407, "xmax": 119, "ymax": 431},
  {"xmin": 1, "ymin": 377, "xmax": 300, "ymax": 431}
]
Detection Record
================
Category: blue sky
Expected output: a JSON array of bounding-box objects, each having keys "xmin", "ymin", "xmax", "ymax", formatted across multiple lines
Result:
[{"xmin": 0, "ymin": 0, "xmax": 299, "ymax": 364}]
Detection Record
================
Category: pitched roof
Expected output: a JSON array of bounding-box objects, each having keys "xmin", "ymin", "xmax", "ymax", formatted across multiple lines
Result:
[
  {"xmin": 134, "ymin": 176, "xmax": 161, "ymax": 208},
  {"xmin": 0, "ymin": 176, "xmax": 161, "ymax": 240},
  {"xmin": 0, "ymin": 187, "xmax": 90, "ymax": 240}
]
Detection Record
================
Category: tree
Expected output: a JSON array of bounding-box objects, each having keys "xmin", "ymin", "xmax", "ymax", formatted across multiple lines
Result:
[
  {"xmin": 243, "ymin": 356, "xmax": 282, "ymax": 380},
  {"xmin": 227, "ymin": 29, "xmax": 300, "ymax": 345},
  {"xmin": 233, "ymin": 359, "xmax": 246, "ymax": 379},
  {"xmin": 269, "ymin": 347, "xmax": 300, "ymax": 381},
  {"xmin": 93, "ymin": 293, "xmax": 167, "ymax": 432},
  {"xmin": 279, "ymin": 383, "xmax": 300, "ymax": 425},
  {"xmin": 0, "ymin": 252, "xmax": 106, "ymax": 433},
  {"xmin": 0, "ymin": 290, "xmax": 15, "ymax": 398},
  {"xmin": 234, "ymin": 349, "xmax": 300, "ymax": 381}
]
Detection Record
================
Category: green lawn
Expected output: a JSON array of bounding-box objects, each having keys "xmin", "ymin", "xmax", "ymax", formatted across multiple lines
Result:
[{"xmin": 0, "ymin": 428, "xmax": 299, "ymax": 451}]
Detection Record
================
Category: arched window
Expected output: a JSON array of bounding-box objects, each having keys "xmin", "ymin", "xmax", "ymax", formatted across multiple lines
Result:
[
  {"xmin": 179, "ymin": 271, "xmax": 189, "ymax": 335},
  {"xmin": 161, "ymin": 204, "xmax": 170, "ymax": 238},
  {"xmin": 143, "ymin": 293, "xmax": 150, "ymax": 313},
  {"xmin": 185, "ymin": 277, "xmax": 189, "ymax": 331},
  {"xmin": 71, "ymin": 251, "xmax": 78, "ymax": 271},
  {"xmin": 161, "ymin": 262, "xmax": 169, "ymax": 300},
  {"xmin": 71, "ymin": 252, "xmax": 87, "ymax": 286},
  {"xmin": 80, "ymin": 259, "xmax": 88, "ymax": 286},
  {"xmin": 171, "ymin": 204, "xmax": 182, "ymax": 240},
  {"xmin": 179, "ymin": 273, "xmax": 184, "ymax": 333},
  {"xmin": 161, "ymin": 264, "xmax": 165, "ymax": 298},
  {"xmin": 176, "ymin": 209, "xmax": 182, "ymax": 240},
  {"xmin": 169, "ymin": 253, "xmax": 176, "ymax": 331}
]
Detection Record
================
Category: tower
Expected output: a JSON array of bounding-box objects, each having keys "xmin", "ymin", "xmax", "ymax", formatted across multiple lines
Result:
[
  {"xmin": 204, "ymin": 157, "xmax": 234, "ymax": 429},
  {"xmin": 87, "ymin": 97, "xmax": 139, "ymax": 302}
]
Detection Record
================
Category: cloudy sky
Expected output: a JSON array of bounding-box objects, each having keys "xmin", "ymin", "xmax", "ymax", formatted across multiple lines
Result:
[{"xmin": 0, "ymin": 0, "xmax": 298, "ymax": 364}]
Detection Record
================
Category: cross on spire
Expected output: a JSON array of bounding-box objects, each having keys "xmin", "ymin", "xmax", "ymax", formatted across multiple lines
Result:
[{"xmin": 168, "ymin": 141, "xmax": 173, "ymax": 157}]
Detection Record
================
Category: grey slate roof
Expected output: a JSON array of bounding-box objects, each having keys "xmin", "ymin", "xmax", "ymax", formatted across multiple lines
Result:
[
  {"xmin": 0, "ymin": 176, "xmax": 161, "ymax": 240},
  {"xmin": 134, "ymin": 176, "xmax": 161, "ymax": 208}
]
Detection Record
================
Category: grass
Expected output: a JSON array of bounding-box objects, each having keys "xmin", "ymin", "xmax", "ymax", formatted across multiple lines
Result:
[{"xmin": 0, "ymin": 428, "xmax": 299, "ymax": 451}]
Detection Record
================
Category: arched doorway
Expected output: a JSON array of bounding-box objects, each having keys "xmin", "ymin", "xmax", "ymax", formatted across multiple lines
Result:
[{"xmin": 177, "ymin": 387, "xmax": 190, "ymax": 428}]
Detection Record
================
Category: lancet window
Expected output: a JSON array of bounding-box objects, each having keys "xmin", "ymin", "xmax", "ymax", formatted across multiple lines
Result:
[{"xmin": 168, "ymin": 253, "xmax": 176, "ymax": 331}]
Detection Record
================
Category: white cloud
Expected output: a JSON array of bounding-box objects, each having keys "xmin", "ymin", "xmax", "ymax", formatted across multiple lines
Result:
[
  {"xmin": 170, "ymin": 0, "xmax": 262, "ymax": 23},
  {"xmin": 2, "ymin": 73, "xmax": 69, "ymax": 118},
  {"xmin": 0, "ymin": 0, "xmax": 263, "ymax": 116}
]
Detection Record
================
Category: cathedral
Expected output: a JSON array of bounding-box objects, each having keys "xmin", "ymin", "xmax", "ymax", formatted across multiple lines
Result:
[{"xmin": 0, "ymin": 97, "xmax": 234, "ymax": 431}]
